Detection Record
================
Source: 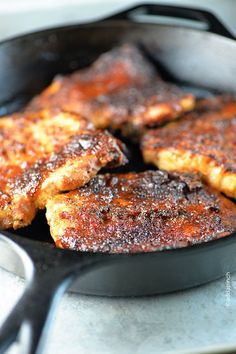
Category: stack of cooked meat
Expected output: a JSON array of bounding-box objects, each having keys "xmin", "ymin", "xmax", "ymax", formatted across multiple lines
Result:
[{"xmin": 1, "ymin": 44, "xmax": 236, "ymax": 252}]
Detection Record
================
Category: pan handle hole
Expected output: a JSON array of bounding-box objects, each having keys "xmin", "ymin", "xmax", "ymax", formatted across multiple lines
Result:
[{"xmin": 128, "ymin": 8, "xmax": 208, "ymax": 31}]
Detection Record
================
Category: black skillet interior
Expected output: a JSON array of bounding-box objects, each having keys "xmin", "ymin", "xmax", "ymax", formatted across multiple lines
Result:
[{"xmin": 0, "ymin": 4, "xmax": 236, "ymax": 297}]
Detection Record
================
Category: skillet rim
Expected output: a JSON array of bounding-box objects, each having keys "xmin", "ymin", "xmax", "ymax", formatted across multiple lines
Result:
[
  {"xmin": 0, "ymin": 18, "xmax": 236, "ymax": 49},
  {"xmin": 1, "ymin": 228, "xmax": 236, "ymax": 258}
]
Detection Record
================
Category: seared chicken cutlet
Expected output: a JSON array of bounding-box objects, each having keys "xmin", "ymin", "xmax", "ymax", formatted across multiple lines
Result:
[
  {"xmin": 46, "ymin": 171, "xmax": 236, "ymax": 253},
  {"xmin": 0, "ymin": 110, "xmax": 126, "ymax": 229},
  {"xmin": 142, "ymin": 97, "xmax": 236, "ymax": 198},
  {"xmin": 84, "ymin": 80, "xmax": 195, "ymax": 136},
  {"xmin": 26, "ymin": 44, "xmax": 156, "ymax": 125},
  {"xmin": 26, "ymin": 43, "xmax": 195, "ymax": 134}
]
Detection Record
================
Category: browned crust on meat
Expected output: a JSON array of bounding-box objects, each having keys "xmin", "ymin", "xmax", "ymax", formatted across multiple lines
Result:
[
  {"xmin": 26, "ymin": 43, "xmax": 156, "ymax": 118},
  {"xmin": 46, "ymin": 171, "xmax": 236, "ymax": 253},
  {"xmin": 26, "ymin": 44, "xmax": 195, "ymax": 134},
  {"xmin": 0, "ymin": 110, "xmax": 126, "ymax": 229},
  {"xmin": 81, "ymin": 80, "xmax": 195, "ymax": 135},
  {"xmin": 141, "ymin": 97, "xmax": 236, "ymax": 198}
]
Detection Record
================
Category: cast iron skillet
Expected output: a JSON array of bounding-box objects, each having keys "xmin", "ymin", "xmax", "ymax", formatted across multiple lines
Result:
[{"xmin": 0, "ymin": 4, "xmax": 236, "ymax": 354}]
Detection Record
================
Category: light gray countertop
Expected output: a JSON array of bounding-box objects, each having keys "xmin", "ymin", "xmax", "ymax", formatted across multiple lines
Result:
[
  {"xmin": 1, "ymin": 267, "xmax": 236, "ymax": 354},
  {"xmin": 0, "ymin": 1, "xmax": 236, "ymax": 353}
]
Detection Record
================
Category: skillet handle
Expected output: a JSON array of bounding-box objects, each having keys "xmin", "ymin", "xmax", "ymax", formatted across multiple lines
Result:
[
  {"xmin": 0, "ymin": 235, "xmax": 108, "ymax": 354},
  {"xmin": 0, "ymin": 269, "xmax": 73, "ymax": 354},
  {"xmin": 105, "ymin": 3, "xmax": 234, "ymax": 39}
]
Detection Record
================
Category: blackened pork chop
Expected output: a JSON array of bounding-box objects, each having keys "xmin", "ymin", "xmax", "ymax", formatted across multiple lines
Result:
[
  {"xmin": 0, "ymin": 110, "xmax": 126, "ymax": 229},
  {"xmin": 142, "ymin": 96, "xmax": 236, "ymax": 198},
  {"xmin": 46, "ymin": 171, "xmax": 236, "ymax": 253}
]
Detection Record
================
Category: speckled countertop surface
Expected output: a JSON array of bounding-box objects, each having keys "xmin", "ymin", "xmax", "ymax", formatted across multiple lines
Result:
[
  {"xmin": 1, "ymin": 1, "xmax": 236, "ymax": 353},
  {"xmin": 1, "ymin": 267, "xmax": 236, "ymax": 354}
]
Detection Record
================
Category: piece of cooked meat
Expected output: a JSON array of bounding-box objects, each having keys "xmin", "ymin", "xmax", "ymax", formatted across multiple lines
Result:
[
  {"xmin": 26, "ymin": 43, "xmax": 195, "ymax": 134},
  {"xmin": 46, "ymin": 171, "xmax": 236, "ymax": 253},
  {"xmin": 142, "ymin": 97, "xmax": 236, "ymax": 198},
  {"xmin": 82, "ymin": 80, "xmax": 195, "ymax": 136},
  {"xmin": 0, "ymin": 110, "xmax": 126, "ymax": 229},
  {"xmin": 190, "ymin": 94, "xmax": 234, "ymax": 114},
  {"xmin": 26, "ymin": 43, "xmax": 156, "ymax": 123}
]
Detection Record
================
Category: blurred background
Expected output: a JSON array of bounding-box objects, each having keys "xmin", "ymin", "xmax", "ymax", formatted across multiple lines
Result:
[{"xmin": 0, "ymin": 0, "xmax": 236, "ymax": 40}]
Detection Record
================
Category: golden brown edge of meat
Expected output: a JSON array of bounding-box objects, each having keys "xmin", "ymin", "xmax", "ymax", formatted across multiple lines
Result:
[
  {"xmin": 78, "ymin": 83, "xmax": 196, "ymax": 135},
  {"xmin": 142, "ymin": 96, "xmax": 236, "ymax": 199},
  {"xmin": 122, "ymin": 93, "xmax": 195, "ymax": 136},
  {"xmin": 0, "ymin": 109, "xmax": 127, "ymax": 230},
  {"xmin": 45, "ymin": 171, "xmax": 236, "ymax": 253},
  {"xmin": 143, "ymin": 147, "xmax": 236, "ymax": 199}
]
